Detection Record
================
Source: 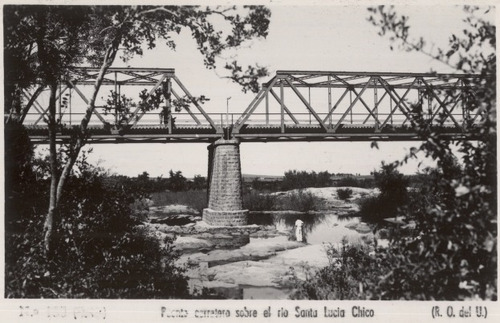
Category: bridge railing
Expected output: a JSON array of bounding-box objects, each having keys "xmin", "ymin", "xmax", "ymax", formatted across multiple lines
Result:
[{"xmin": 23, "ymin": 110, "xmax": 468, "ymax": 129}]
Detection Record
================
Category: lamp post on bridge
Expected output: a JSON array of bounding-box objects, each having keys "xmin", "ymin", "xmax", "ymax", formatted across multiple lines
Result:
[{"xmin": 226, "ymin": 96, "xmax": 232, "ymax": 128}]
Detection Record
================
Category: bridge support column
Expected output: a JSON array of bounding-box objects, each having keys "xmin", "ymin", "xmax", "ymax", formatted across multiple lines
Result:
[{"xmin": 203, "ymin": 138, "xmax": 248, "ymax": 226}]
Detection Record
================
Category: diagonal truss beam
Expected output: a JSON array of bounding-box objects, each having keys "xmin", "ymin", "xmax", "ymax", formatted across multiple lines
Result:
[
  {"xmin": 331, "ymin": 77, "xmax": 372, "ymax": 132},
  {"xmin": 68, "ymin": 80, "xmax": 108, "ymax": 125},
  {"xmin": 363, "ymin": 90, "xmax": 388, "ymax": 124},
  {"xmin": 377, "ymin": 77, "xmax": 416, "ymax": 128},
  {"xmin": 19, "ymin": 86, "xmax": 45, "ymax": 123},
  {"xmin": 23, "ymin": 89, "xmax": 49, "ymax": 125},
  {"xmin": 420, "ymin": 78, "xmax": 462, "ymax": 129},
  {"xmin": 350, "ymin": 82, "xmax": 382, "ymax": 126},
  {"xmin": 233, "ymin": 77, "xmax": 279, "ymax": 133},
  {"xmin": 269, "ymin": 89, "xmax": 300, "ymax": 124},
  {"xmin": 120, "ymin": 71, "xmax": 163, "ymax": 84},
  {"xmin": 285, "ymin": 78, "xmax": 328, "ymax": 131},
  {"xmin": 322, "ymin": 88, "xmax": 350, "ymax": 124},
  {"xmin": 128, "ymin": 74, "xmax": 168, "ymax": 127},
  {"xmin": 171, "ymin": 88, "xmax": 202, "ymax": 125},
  {"xmin": 172, "ymin": 75, "xmax": 216, "ymax": 130}
]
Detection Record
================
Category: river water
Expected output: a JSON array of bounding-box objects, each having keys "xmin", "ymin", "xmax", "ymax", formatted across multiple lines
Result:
[{"xmin": 203, "ymin": 211, "xmax": 372, "ymax": 299}]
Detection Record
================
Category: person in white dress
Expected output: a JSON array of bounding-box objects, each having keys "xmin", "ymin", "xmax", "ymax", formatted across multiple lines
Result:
[{"xmin": 295, "ymin": 219, "xmax": 304, "ymax": 242}]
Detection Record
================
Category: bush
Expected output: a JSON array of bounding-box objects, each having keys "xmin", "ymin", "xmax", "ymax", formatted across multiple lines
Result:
[
  {"xmin": 4, "ymin": 123, "xmax": 48, "ymax": 231},
  {"xmin": 5, "ymin": 155, "xmax": 189, "ymax": 298},
  {"xmin": 243, "ymin": 191, "xmax": 276, "ymax": 211},
  {"xmin": 358, "ymin": 164, "xmax": 408, "ymax": 223},
  {"xmin": 290, "ymin": 239, "xmax": 386, "ymax": 300},
  {"xmin": 278, "ymin": 190, "xmax": 322, "ymax": 212},
  {"xmin": 359, "ymin": 195, "xmax": 395, "ymax": 223},
  {"xmin": 337, "ymin": 188, "xmax": 353, "ymax": 200}
]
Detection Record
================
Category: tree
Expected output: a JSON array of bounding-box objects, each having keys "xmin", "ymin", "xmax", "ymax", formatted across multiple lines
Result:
[
  {"xmin": 169, "ymin": 170, "xmax": 187, "ymax": 192},
  {"xmin": 4, "ymin": 5, "xmax": 272, "ymax": 254},
  {"xmin": 5, "ymin": 154, "xmax": 189, "ymax": 298},
  {"xmin": 366, "ymin": 5, "xmax": 496, "ymax": 300},
  {"xmin": 192, "ymin": 175, "xmax": 207, "ymax": 190}
]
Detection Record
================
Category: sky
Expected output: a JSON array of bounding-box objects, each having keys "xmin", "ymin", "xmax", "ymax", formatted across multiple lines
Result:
[{"xmin": 33, "ymin": 4, "xmax": 493, "ymax": 178}]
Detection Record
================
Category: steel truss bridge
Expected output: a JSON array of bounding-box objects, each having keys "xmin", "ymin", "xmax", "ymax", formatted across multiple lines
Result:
[{"xmin": 19, "ymin": 67, "xmax": 487, "ymax": 144}]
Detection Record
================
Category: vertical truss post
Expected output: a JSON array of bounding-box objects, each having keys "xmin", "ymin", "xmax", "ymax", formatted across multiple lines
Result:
[
  {"xmin": 363, "ymin": 90, "xmax": 387, "ymax": 124},
  {"xmin": 265, "ymin": 90, "xmax": 269, "ymax": 126},
  {"xmin": 233, "ymin": 77, "xmax": 278, "ymax": 133},
  {"xmin": 417, "ymin": 83, "xmax": 422, "ymax": 107},
  {"xmin": 390, "ymin": 95, "xmax": 393, "ymax": 125},
  {"xmin": 461, "ymin": 80, "xmax": 468, "ymax": 127},
  {"xmin": 114, "ymin": 72, "xmax": 118, "ymax": 125},
  {"xmin": 280, "ymin": 79, "xmax": 285, "ymax": 133},
  {"xmin": 285, "ymin": 78, "xmax": 328, "ymax": 131},
  {"xmin": 420, "ymin": 78, "xmax": 462, "ymax": 129},
  {"xmin": 269, "ymin": 89, "xmax": 300, "ymax": 124},
  {"xmin": 168, "ymin": 113, "xmax": 173, "ymax": 134},
  {"xmin": 322, "ymin": 88, "xmax": 349, "ymax": 124},
  {"xmin": 332, "ymin": 79, "xmax": 372, "ymax": 132},
  {"xmin": 58, "ymin": 82, "xmax": 62, "ymax": 122},
  {"xmin": 308, "ymin": 88, "xmax": 311, "ymax": 124},
  {"xmin": 429, "ymin": 80, "xmax": 462, "ymax": 124},
  {"xmin": 69, "ymin": 88, "xmax": 72, "ymax": 126},
  {"xmin": 349, "ymin": 90, "xmax": 353, "ymax": 124},
  {"xmin": 350, "ymin": 84, "xmax": 381, "ymax": 126},
  {"xmin": 166, "ymin": 77, "xmax": 172, "ymax": 134},
  {"xmin": 130, "ymin": 74, "xmax": 169, "ymax": 127},
  {"xmin": 328, "ymin": 75, "xmax": 332, "ymax": 126},
  {"xmin": 427, "ymin": 89, "xmax": 432, "ymax": 122},
  {"xmin": 374, "ymin": 79, "xmax": 379, "ymax": 131},
  {"xmin": 378, "ymin": 77, "xmax": 417, "ymax": 128}
]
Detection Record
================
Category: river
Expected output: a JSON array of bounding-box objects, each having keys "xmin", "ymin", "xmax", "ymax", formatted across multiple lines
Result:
[{"xmin": 180, "ymin": 211, "xmax": 374, "ymax": 299}]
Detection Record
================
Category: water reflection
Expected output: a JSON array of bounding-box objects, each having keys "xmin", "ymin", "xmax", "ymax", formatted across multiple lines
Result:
[
  {"xmin": 249, "ymin": 211, "xmax": 368, "ymax": 245},
  {"xmin": 249, "ymin": 212, "xmax": 327, "ymax": 242}
]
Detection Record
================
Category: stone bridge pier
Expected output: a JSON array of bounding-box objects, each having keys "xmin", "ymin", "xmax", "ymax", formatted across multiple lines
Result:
[{"xmin": 203, "ymin": 138, "xmax": 248, "ymax": 226}]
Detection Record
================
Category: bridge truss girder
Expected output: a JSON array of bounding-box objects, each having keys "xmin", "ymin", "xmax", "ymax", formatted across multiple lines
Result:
[
  {"xmin": 21, "ymin": 67, "xmax": 220, "ymax": 139},
  {"xmin": 20, "ymin": 69, "xmax": 489, "ymax": 144},
  {"xmin": 232, "ymin": 70, "xmax": 486, "ymax": 139}
]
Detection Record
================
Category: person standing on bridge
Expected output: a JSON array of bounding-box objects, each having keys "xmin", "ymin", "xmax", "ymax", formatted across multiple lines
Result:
[{"xmin": 159, "ymin": 79, "xmax": 172, "ymax": 127}]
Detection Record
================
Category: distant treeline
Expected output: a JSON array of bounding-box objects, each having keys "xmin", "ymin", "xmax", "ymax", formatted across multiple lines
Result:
[
  {"xmin": 249, "ymin": 170, "xmax": 430, "ymax": 192},
  {"xmin": 103, "ymin": 169, "xmax": 431, "ymax": 195},
  {"xmin": 104, "ymin": 170, "xmax": 207, "ymax": 194},
  {"xmin": 249, "ymin": 170, "xmax": 375, "ymax": 191}
]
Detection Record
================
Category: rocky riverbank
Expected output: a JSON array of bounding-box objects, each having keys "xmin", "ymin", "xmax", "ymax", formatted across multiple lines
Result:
[{"xmin": 142, "ymin": 186, "xmax": 380, "ymax": 298}]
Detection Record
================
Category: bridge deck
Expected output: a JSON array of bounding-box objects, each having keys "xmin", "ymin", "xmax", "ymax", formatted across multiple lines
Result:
[{"xmin": 26, "ymin": 124, "xmax": 470, "ymax": 144}]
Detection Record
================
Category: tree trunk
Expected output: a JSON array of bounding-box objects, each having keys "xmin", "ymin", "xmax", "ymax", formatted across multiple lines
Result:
[
  {"xmin": 37, "ymin": 11, "xmax": 121, "ymax": 256},
  {"xmin": 54, "ymin": 44, "xmax": 119, "ymax": 207},
  {"xmin": 56, "ymin": 142, "xmax": 81, "ymax": 204},
  {"xmin": 43, "ymin": 82, "xmax": 58, "ymax": 255}
]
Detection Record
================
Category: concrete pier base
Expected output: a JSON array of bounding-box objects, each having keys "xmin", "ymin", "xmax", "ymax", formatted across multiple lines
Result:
[{"xmin": 203, "ymin": 138, "xmax": 248, "ymax": 226}]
